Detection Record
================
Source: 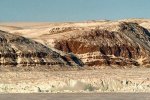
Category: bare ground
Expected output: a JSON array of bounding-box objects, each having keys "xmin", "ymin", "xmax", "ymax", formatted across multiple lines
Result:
[
  {"xmin": 0, "ymin": 68, "xmax": 150, "ymax": 93},
  {"xmin": 0, "ymin": 93, "xmax": 150, "ymax": 100}
]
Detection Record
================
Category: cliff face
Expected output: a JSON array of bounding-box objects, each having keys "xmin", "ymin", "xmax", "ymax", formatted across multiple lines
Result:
[
  {"xmin": 53, "ymin": 22, "xmax": 150, "ymax": 67},
  {"xmin": 1, "ymin": 20, "xmax": 150, "ymax": 68},
  {"xmin": 0, "ymin": 30, "xmax": 65, "ymax": 66}
]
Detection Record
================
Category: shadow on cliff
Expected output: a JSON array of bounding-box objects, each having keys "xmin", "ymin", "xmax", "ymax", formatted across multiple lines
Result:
[
  {"xmin": 143, "ymin": 28, "xmax": 150, "ymax": 39},
  {"xmin": 61, "ymin": 53, "xmax": 84, "ymax": 67}
]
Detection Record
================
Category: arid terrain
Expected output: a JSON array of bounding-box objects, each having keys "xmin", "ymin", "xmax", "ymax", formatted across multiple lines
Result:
[
  {"xmin": 1, "ymin": 93, "xmax": 150, "ymax": 100},
  {"xmin": 0, "ymin": 69, "xmax": 150, "ymax": 93},
  {"xmin": 0, "ymin": 19, "xmax": 150, "ymax": 92},
  {"xmin": 1, "ymin": 18, "xmax": 150, "ymax": 68}
]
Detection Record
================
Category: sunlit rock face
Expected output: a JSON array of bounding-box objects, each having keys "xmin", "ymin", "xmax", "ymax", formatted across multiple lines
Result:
[
  {"xmin": 54, "ymin": 22, "xmax": 150, "ymax": 67},
  {"xmin": 1, "ymin": 19, "xmax": 150, "ymax": 68}
]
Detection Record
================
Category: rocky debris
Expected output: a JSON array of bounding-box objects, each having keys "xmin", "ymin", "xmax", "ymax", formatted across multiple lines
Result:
[
  {"xmin": 49, "ymin": 27, "xmax": 80, "ymax": 34},
  {"xmin": 0, "ymin": 69, "xmax": 150, "ymax": 93},
  {"xmin": 0, "ymin": 30, "xmax": 66, "ymax": 67}
]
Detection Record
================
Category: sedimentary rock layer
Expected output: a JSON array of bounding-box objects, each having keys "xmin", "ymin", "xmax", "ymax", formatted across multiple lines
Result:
[
  {"xmin": 53, "ymin": 22, "xmax": 150, "ymax": 67},
  {"xmin": 0, "ymin": 30, "xmax": 65, "ymax": 66},
  {"xmin": 1, "ymin": 19, "xmax": 150, "ymax": 68}
]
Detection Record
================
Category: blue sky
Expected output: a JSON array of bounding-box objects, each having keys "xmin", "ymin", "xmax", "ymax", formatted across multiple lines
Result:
[{"xmin": 0, "ymin": 0, "xmax": 150, "ymax": 22}]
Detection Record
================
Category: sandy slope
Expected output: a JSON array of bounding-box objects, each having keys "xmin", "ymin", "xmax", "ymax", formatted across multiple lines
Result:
[{"xmin": 1, "ymin": 19, "xmax": 150, "ymax": 46}]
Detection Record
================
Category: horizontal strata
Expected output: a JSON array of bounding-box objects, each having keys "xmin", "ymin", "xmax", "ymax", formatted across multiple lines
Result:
[
  {"xmin": 0, "ymin": 30, "xmax": 65, "ymax": 66},
  {"xmin": 1, "ymin": 20, "xmax": 150, "ymax": 68},
  {"xmin": 53, "ymin": 22, "xmax": 150, "ymax": 67}
]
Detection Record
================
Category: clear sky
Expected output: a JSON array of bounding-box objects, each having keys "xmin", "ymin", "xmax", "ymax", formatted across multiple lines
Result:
[{"xmin": 0, "ymin": 0, "xmax": 150, "ymax": 22}]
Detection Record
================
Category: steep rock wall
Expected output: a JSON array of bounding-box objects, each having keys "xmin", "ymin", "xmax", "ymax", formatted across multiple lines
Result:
[{"xmin": 54, "ymin": 22, "xmax": 150, "ymax": 67}]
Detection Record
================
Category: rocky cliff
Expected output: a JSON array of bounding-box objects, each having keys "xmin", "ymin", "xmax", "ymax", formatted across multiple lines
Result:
[
  {"xmin": 1, "ymin": 19, "xmax": 150, "ymax": 68},
  {"xmin": 53, "ymin": 22, "xmax": 150, "ymax": 67},
  {"xmin": 0, "ymin": 30, "xmax": 65, "ymax": 67}
]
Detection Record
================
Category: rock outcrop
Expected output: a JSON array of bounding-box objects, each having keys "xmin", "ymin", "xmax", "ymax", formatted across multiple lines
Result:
[
  {"xmin": 1, "ymin": 19, "xmax": 150, "ymax": 68},
  {"xmin": 53, "ymin": 22, "xmax": 150, "ymax": 67},
  {"xmin": 0, "ymin": 30, "xmax": 65, "ymax": 67}
]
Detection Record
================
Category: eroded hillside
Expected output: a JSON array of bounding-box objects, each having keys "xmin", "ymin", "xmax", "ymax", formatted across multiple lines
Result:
[
  {"xmin": 0, "ymin": 30, "xmax": 67, "ymax": 71},
  {"xmin": 1, "ymin": 19, "xmax": 150, "ymax": 68}
]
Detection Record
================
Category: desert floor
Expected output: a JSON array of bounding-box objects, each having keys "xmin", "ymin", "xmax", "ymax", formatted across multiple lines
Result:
[
  {"xmin": 0, "ymin": 93, "xmax": 150, "ymax": 100},
  {"xmin": 0, "ymin": 68, "xmax": 150, "ymax": 93}
]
